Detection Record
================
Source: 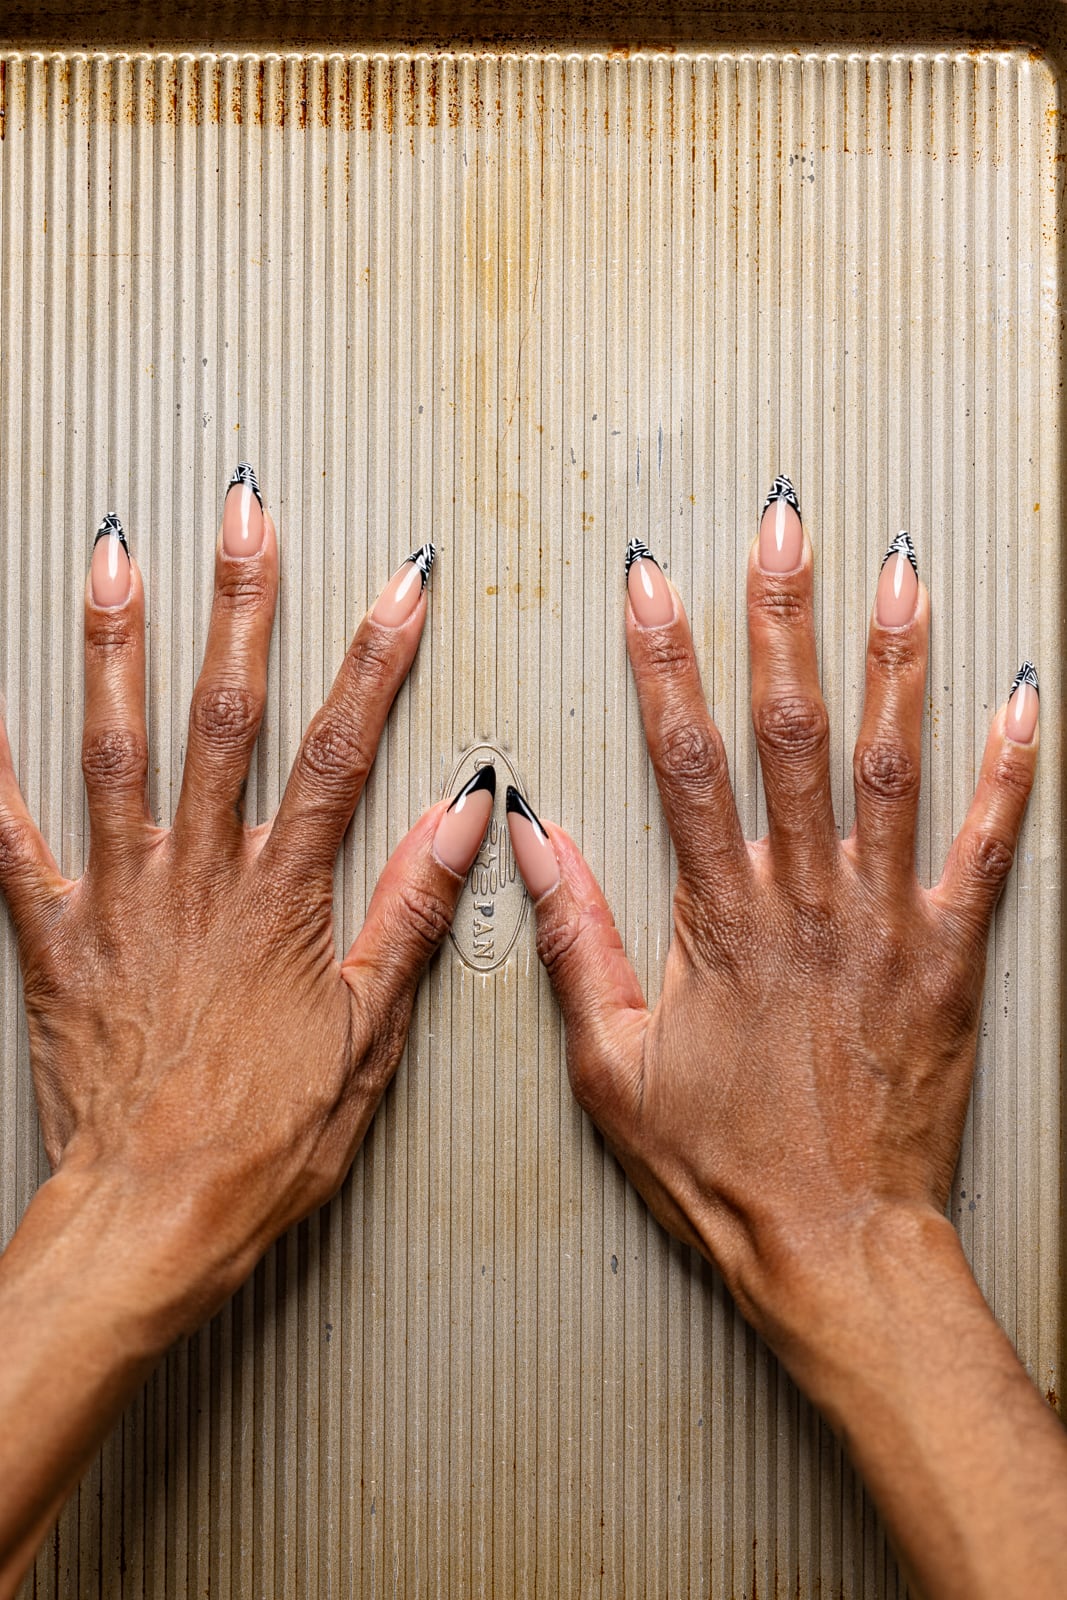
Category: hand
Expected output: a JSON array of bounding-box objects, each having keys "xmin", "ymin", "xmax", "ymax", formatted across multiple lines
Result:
[
  {"xmin": 0, "ymin": 468, "xmax": 492, "ymax": 1337},
  {"xmin": 504, "ymin": 487, "xmax": 1065, "ymax": 1598}
]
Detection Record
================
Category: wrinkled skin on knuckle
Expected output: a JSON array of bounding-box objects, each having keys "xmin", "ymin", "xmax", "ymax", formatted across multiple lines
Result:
[
  {"xmin": 298, "ymin": 715, "xmax": 371, "ymax": 798},
  {"xmin": 637, "ymin": 628, "xmax": 696, "ymax": 681},
  {"xmin": 854, "ymin": 739, "xmax": 921, "ymax": 805},
  {"xmin": 87, "ymin": 613, "xmax": 138, "ymax": 659},
  {"xmin": 81, "ymin": 726, "xmax": 149, "ymax": 793},
  {"xmin": 751, "ymin": 588, "xmax": 809, "ymax": 627},
  {"xmin": 344, "ymin": 628, "xmax": 400, "ymax": 697},
  {"xmin": 214, "ymin": 565, "xmax": 272, "ymax": 614},
  {"xmin": 756, "ymin": 694, "xmax": 829, "ymax": 763},
  {"xmin": 655, "ymin": 720, "xmax": 728, "ymax": 795},
  {"xmin": 535, "ymin": 908, "xmax": 584, "ymax": 984},
  {"xmin": 190, "ymin": 684, "xmax": 262, "ymax": 753},
  {"xmin": 867, "ymin": 628, "xmax": 921, "ymax": 680},
  {"xmin": 989, "ymin": 748, "xmax": 1034, "ymax": 805},
  {"xmin": 395, "ymin": 880, "xmax": 452, "ymax": 955},
  {"xmin": 961, "ymin": 829, "xmax": 1015, "ymax": 893}
]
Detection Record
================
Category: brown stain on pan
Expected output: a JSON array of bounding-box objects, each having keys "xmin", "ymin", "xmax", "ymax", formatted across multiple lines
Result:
[{"xmin": 0, "ymin": 59, "xmax": 5, "ymax": 138}]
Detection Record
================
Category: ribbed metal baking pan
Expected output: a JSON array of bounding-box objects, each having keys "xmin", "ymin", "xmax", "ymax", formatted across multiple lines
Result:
[{"xmin": 0, "ymin": 4, "xmax": 1062, "ymax": 1595}]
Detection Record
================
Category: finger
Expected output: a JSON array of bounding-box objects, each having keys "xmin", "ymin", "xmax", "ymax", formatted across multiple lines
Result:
[
  {"xmin": 173, "ymin": 465, "xmax": 278, "ymax": 853},
  {"xmin": 506, "ymin": 787, "xmax": 648, "ymax": 1122},
  {"xmin": 933, "ymin": 662, "xmax": 1040, "ymax": 940},
  {"xmin": 265, "ymin": 545, "xmax": 435, "ymax": 879},
  {"xmin": 851, "ymin": 533, "xmax": 930, "ymax": 888},
  {"xmin": 624, "ymin": 538, "xmax": 751, "ymax": 907},
  {"xmin": 82, "ymin": 513, "xmax": 150, "ymax": 864},
  {"xmin": 342, "ymin": 762, "xmax": 493, "ymax": 1019},
  {"xmin": 0, "ymin": 711, "xmax": 63, "ymax": 931},
  {"xmin": 747, "ymin": 476, "xmax": 837, "ymax": 883}
]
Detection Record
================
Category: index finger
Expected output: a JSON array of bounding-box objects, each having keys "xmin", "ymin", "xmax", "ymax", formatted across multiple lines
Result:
[{"xmin": 263, "ymin": 546, "xmax": 435, "ymax": 880}]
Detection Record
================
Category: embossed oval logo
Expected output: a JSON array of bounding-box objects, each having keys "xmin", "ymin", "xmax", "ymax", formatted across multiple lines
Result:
[{"xmin": 446, "ymin": 743, "xmax": 528, "ymax": 972}]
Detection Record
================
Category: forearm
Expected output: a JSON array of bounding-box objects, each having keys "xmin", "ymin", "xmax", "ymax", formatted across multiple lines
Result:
[
  {"xmin": 768, "ymin": 1206, "xmax": 1067, "ymax": 1600},
  {"xmin": 0, "ymin": 1168, "xmax": 193, "ymax": 1596}
]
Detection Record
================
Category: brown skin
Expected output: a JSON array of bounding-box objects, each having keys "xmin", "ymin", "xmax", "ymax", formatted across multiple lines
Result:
[
  {"xmin": 524, "ymin": 527, "xmax": 1067, "ymax": 1599},
  {"xmin": 0, "ymin": 502, "xmax": 468, "ymax": 1589}
]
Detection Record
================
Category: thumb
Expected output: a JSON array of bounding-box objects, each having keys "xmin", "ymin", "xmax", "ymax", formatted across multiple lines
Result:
[
  {"xmin": 505, "ymin": 786, "xmax": 648, "ymax": 1117},
  {"xmin": 342, "ymin": 765, "xmax": 495, "ymax": 1012}
]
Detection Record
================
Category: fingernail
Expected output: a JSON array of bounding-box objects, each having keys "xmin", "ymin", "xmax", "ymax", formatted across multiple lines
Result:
[
  {"xmin": 223, "ymin": 462, "xmax": 265, "ymax": 557},
  {"xmin": 433, "ymin": 765, "xmax": 496, "ymax": 875},
  {"xmin": 505, "ymin": 786, "xmax": 560, "ymax": 899},
  {"xmin": 876, "ymin": 531, "xmax": 919, "ymax": 627},
  {"xmin": 1006, "ymin": 661, "xmax": 1039, "ymax": 744},
  {"xmin": 625, "ymin": 539, "xmax": 675, "ymax": 628},
  {"xmin": 90, "ymin": 513, "xmax": 132, "ymax": 608},
  {"xmin": 371, "ymin": 544, "xmax": 435, "ymax": 628},
  {"xmin": 758, "ymin": 475, "xmax": 803, "ymax": 573}
]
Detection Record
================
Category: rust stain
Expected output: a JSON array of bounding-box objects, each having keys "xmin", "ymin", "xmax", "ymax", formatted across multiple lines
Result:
[
  {"xmin": 360, "ymin": 61, "xmax": 372, "ymax": 131},
  {"xmin": 426, "ymin": 60, "xmax": 438, "ymax": 127},
  {"xmin": 0, "ymin": 59, "xmax": 5, "ymax": 140},
  {"xmin": 298, "ymin": 58, "xmax": 308, "ymax": 130},
  {"xmin": 255, "ymin": 59, "xmax": 265, "ymax": 126},
  {"xmin": 1048, "ymin": 1387, "xmax": 1060, "ymax": 1411},
  {"xmin": 231, "ymin": 64, "xmax": 242, "ymax": 126},
  {"xmin": 338, "ymin": 59, "xmax": 352, "ymax": 132},
  {"xmin": 210, "ymin": 58, "xmax": 221, "ymax": 127}
]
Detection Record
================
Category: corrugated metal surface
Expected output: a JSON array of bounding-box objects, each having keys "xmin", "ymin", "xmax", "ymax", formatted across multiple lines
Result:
[{"xmin": 0, "ymin": 43, "xmax": 1061, "ymax": 1599}]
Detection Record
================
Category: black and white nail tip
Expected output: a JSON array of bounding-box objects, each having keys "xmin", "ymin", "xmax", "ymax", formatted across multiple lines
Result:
[
  {"xmin": 93, "ymin": 512, "xmax": 130, "ymax": 558},
  {"xmin": 882, "ymin": 530, "xmax": 919, "ymax": 576},
  {"xmin": 1010, "ymin": 660, "xmax": 1040, "ymax": 697},
  {"xmin": 505, "ymin": 784, "xmax": 545, "ymax": 831},
  {"xmin": 625, "ymin": 537, "xmax": 658, "ymax": 575},
  {"xmin": 761, "ymin": 475, "xmax": 801, "ymax": 518},
  {"xmin": 449, "ymin": 764, "xmax": 496, "ymax": 810},
  {"xmin": 407, "ymin": 543, "xmax": 436, "ymax": 590},
  {"xmin": 228, "ymin": 461, "xmax": 263, "ymax": 508}
]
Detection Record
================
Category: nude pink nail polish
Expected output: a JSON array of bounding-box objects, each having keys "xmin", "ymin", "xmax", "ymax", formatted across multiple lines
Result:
[
  {"xmin": 758, "ymin": 475, "xmax": 803, "ymax": 573},
  {"xmin": 625, "ymin": 539, "xmax": 675, "ymax": 628},
  {"xmin": 1006, "ymin": 661, "xmax": 1039, "ymax": 744},
  {"xmin": 433, "ymin": 766, "xmax": 495, "ymax": 874},
  {"xmin": 222, "ymin": 463, "xmax": 265, "ymax": 557},
  {"xmin": 371, "ymin": 544, "xmax": 436, "ymax": 628},
  {"xmin": 505, "ymin": 786, "xmax": 560, "ymax": 899},
  {"xmin": 90, "ymin": 513, "xmax": 131, "ymax": 608},
  {"xmin": 876, "ymin": 531, "xmax": 919, "ymax": 627}
]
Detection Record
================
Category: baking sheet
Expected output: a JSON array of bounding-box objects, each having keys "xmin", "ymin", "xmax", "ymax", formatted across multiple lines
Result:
[{"xmin": 0, "ymin": 27, "xmax": 1062, "ymax": 1600}]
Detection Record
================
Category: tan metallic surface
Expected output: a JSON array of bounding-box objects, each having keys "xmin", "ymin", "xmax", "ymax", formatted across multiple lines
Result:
[{"xmin": 0, "ymin": 32, "xmax": 1062, "ymax": 1600}]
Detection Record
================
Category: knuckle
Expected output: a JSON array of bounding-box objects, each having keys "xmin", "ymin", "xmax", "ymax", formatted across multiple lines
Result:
[
  {"xmin": 87, "ymin": 615, "xmax": 136, "ymax": 661},
  {"xmin": 854, "ymin": 739, "xmax": 921, "ymax": 805},
  {"xmin": 190, "ymin": 684, "xmax": 262, "ymax": 752},
  {"xmin": 751, "ymin": 587, "xmax": 809, "ymax": 627},
  {"xmin": 298, "ymin": 715, "xmax": 371, "ymax": 796},
  {"xmin": 344, "ymin": 628, "xmax": 400, "ymax": 694},
  {"xmin": 989, "ymin": 749, "xmax": 1034, "ymax": 804},
  {"xmin": 638, "ymin": 629, "xmax": 695, "ymax": 681},
  {"xmin": 755, "ymin": 694, "xmax": 829, "ymax": 761},
  {"xmin": 867, "ymin": 629, "xmax": 920, "ymax": 679},
  {"xmin": 81, "ymin": 726, "xmax": 148, "ymax": 791},
  {"xmin": 567, "ymin": 1048, "xmax": 611, "ymax": 1114},
  {"xmin": 656, "ymin": 720, "xmax": 728, "ymax": 792},
  {"xmin": 214, "ymin": 565, "xmax": 272, "ymax": 613},
  {"xmin": 395, "ymin": 881, "xmax": 452, "ymax": 953},
  {"xmin": 0, "ymin": 817, "xmax": 39, "ymax": 883},
  {"xmin": 536, "ymin": 911, "xmax": 583, "ymax": 981},
  {"xmin": 962, "ymin": 830, "xmax": 1015, "ymax": 888}
]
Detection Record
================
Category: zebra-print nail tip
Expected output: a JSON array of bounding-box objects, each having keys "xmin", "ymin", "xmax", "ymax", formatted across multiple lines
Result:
[
  {"xmin": 1010, "ymin": 660, "xmax": 1040, "ymax": 698},
  {"xmin": 761, "ymin": 475, "xmax": 801, "ymax": 517},
  {"xmin": 625, "ymin": 537, "xmax": 658, "ymax": 575},
  {"xmin": 228, "ymin": 462, "xmax": 263, "ymax": 508},
  {"xmin": 407, "ymin": 543, "xmax": 436, "ymax": 589},
  {"xmin": 882, "ymin": 530, "xmax": 919, "ymax": 577},
  {"xmin": 93, "ymin": 512, "xmax": 130, "ymax": 558}
]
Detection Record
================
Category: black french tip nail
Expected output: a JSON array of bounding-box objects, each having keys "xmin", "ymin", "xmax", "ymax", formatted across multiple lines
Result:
[
  {"xmin": 449, "ymin": 764, "xmax": 496, "ymax": 809},
  {"xmin": 882, "ymin": 530, "xmax": 919, "ymax": 576},
  {"xmin": 505, "ymin": 784, "xmax": 541, "ymax": 825},
  {"xmin": 1010, "ymin": 660, "xmax": 1040, "ymax": 697},
  {"xmin": 407, "ymin": 543, "xmax": 436, "ymax": 590},
  {"xmin": 93, "ymin": 512, "xmax": 130, "ymax": 558},
  {"xmin": 625, "ymin": 537, "xmax": 659, "ymax": 575},
  {"xmin": 761, "ymin": 474, "xmax": 801, "ymax": 519},
  {"xmin": 228, "ymin": 462, "xmax": 263, "ymax": 508}
]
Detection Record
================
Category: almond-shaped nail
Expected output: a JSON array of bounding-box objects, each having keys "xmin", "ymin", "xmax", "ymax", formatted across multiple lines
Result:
[
  {"xmin": 505, "ymin": 785, "xmax": 560, "ymax": 899},
  {"xmin": 758, "ymin": 475, "xmax": 803, "ymax": 573},
  {"xmin": 434, "ymin": 765, "xmax": 495, "ymax": 875},
  {"xmin": 1006, "ymin": 661, "xmax": 1039, "ymax": 744},
  {"xmin": 223, "ymin": 462, "xmax": 265, "ymax": 557},
  {"xmin": 90, "ymin": 513, "xmax": 131, "ymax": 608},
  {"xmin": 626, "ymin": 539, "xmax": 674, "ymax": 628},
  {"xmin": 875, "ymin": 531, "xmax": 919, "ymax": 627},
  {"xmin": 371, "ymin": 544, "xmax": 435, "ymax": 628}
]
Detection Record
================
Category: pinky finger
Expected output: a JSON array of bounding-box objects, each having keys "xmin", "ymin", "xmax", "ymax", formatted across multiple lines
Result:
[
  {"xmin": 933, "ymin": 663, "xmax": 1039, "ymax": 941},
  {"xmin": 0, "ymin": 712, "xmax": 64, "ymax": 933}
]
